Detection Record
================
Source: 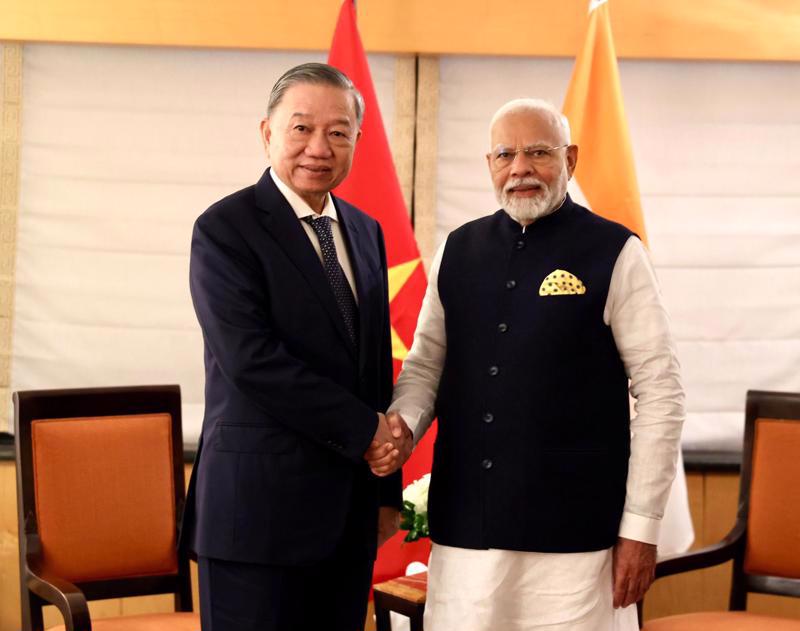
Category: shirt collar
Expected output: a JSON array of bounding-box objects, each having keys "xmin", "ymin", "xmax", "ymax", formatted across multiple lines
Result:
[{"xmin": 270, "ymin": 168, "xmax": 338, "ymax": 223}]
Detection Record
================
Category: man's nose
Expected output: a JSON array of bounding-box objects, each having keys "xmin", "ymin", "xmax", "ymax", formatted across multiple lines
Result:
[
  {"xmin": 305, "ymin": 131, "xmax": 333, "ymax": 157},
  {"xmin": 509, "ymin": 151, "xmax": 533, "ymax": 177}
]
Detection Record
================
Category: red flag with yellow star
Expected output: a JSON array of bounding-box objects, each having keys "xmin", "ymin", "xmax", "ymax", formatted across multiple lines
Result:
[{"xmin": 328, "ymin": 0, "xmax": 433, "ymax": 583}]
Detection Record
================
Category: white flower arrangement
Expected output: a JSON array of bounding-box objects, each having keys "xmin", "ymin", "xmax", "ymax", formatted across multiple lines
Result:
[{"xmin": 400, "ymin": 473, "xmax": 430, "ymax": 542}]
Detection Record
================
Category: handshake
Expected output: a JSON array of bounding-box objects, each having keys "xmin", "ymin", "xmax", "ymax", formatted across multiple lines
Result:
[{"xmin": 364, "ymin": 411, "xmax": 413, "ymax": 477}]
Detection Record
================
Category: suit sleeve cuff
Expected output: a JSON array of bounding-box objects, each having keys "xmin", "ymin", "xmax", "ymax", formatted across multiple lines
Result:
[
  {"xmin": 337, "ymin": 408, "xmax": 379, "ymax": 463},
  {"xmin": 377, "ymin": 470, "xmax": 403, "ymax": 509},
  {"xmin": 618, "ymin": 511, "xmax": 661, "ymax": 545}
]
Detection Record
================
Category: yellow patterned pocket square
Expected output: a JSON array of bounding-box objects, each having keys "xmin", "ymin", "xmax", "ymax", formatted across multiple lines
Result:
[{"xmin": 539, "ymin": 269, "xmax": 586, "ymax": 296}]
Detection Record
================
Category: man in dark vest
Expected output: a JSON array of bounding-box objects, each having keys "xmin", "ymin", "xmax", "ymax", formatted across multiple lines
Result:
[{"xmin": 381, "ymin": 98, "xmax": 684, "ymax": 630}]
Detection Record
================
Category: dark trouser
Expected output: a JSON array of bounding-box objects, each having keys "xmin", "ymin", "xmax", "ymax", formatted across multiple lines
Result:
[{"xmin": 198, "ymin": 546, "xmax": 373, "ymax": 631}]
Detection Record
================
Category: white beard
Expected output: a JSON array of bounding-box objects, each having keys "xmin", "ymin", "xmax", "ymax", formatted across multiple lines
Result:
[{"xmin": 496, "ymin": 172, "xmax": 568, "ymax": 225}]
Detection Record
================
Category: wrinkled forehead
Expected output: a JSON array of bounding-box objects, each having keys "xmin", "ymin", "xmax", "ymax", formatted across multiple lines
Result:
[{"xmin": 490, "ymin": 110, "xmax": 566, "ymax": 148}]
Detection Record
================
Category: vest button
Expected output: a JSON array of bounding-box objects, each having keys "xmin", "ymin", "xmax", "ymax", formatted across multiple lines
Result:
[
  {"xmin": 488, "ymin": 365, "xmax": 499, "ymax": 377},
  {"xmin": 497, "ymin": 323, "xmax": 508, "ymax": 333},
  {"xmin": 481, "ymin": 458, "xmax": 493, "ymax": 470},
  {"xmin": 505, "ymin": 279, "xmax": 517, "ymax": 289},
  {"xmin": 483, "ymin": 412, "xmax": 494, "ymax": 423},
  {"xmin": 515, "ymin": 240, "xmax": 525, "ymax": 250}
]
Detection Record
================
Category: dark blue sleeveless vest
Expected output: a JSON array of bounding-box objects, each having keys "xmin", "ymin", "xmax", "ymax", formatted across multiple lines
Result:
[{"xmin": 430, "ymin": 196, "xmax": 634, "ymax": 552}]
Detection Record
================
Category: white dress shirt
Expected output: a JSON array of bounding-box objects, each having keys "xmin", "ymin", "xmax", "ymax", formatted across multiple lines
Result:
[{"xmin": 270, "ymin": 169, "xmax": 358, "ymax": 301}]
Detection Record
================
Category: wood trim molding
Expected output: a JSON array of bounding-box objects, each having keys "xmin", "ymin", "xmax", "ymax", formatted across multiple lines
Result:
[
  {"xmin": 391, "ymin": 55, "xmax": 416, "ymax": 216},
  {"xmin": 0, "ymin": 43, "xmax": 22, "ymax": 432},
  {"xmin": 1, "ymin": 0, "xmax": 799, "ymax": 62},
  {"xmin": 412, "ymin": 56, "xmax": 438, "ymax": 271}
]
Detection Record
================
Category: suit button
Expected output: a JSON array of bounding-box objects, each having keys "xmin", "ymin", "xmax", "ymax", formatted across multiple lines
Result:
[
  {"xmin": 483, "ymin": 412, "xmax": 494, "ymax": 423},
  {"xmin": 506, "ymin": 280, "xmax": 517, "ymax": 289},
  {"xmin": 488, "ymin": 365, "xmax": 499, "ymax": 377},
  {"xmin": 481, "ymin": 459, "xmax": 493, "ymax": 470},
  {"xmin": 515, "ymin": 240, "xmax": 525, "ymax": 250},
  {"xmin": 497, "ymin": 323, "xmax": 508, "ymax": 333}
]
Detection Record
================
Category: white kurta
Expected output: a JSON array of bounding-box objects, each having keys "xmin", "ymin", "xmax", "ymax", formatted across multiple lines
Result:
[
  {"xmin": 389, "ymin": 216, "xmax": 685, "ymax": 631},
  {"xmin": 425, "ymin": 545, "xmax": 638, "ymax": 631}
]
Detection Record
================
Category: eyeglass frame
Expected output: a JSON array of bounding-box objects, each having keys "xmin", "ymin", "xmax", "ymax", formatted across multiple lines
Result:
[{"xmin": 487, "ymin": 143, "xmax": 571, "ymax": 171}]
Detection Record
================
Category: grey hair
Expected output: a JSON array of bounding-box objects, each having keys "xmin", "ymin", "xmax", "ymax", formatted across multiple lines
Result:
[
  {"xmin": 267, "ymin": 62, "xmax": 365, "ymax": 127},
  {"xmin": 489, "ymin": 98, "xmax": 571, "ymax": 144}
]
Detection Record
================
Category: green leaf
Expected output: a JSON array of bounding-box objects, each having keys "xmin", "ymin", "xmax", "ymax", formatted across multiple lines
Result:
[{"xmin": 398, "ymin": 501, "xmax": 429, "ymax": 543}]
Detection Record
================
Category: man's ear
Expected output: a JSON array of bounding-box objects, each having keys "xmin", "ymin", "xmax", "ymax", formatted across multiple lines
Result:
[
  {"xmin": 259, "ymin": 118, "xmax": 271, "ymax": 150},
  {"xmin": 566, "ymin": 144, "xmax": 578, "ymax": 178}
]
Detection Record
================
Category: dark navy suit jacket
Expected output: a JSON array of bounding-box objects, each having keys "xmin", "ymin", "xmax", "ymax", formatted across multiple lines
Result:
[{"xmin": 183, "ymin": 168, "xmax": 400, "ymax": 566}]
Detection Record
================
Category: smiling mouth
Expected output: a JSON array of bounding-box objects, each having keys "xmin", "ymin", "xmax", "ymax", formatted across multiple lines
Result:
[
  {"xmin": 300, "ymin": 165, "xmax": 332, "ymax": 174},
  {"xmin": 508, "ymin": 184, "xmax": 543, "ymax": 195}
]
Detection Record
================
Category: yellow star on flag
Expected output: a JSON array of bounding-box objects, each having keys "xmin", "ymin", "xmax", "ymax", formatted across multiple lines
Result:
[{"xmin": 387, "ymin": 258, "xmax": 421, "ymax": 362}]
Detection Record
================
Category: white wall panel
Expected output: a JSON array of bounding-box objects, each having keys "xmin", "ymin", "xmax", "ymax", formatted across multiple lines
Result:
[
  {"xmin": 437, "ymin": 56, "xmax": 800, "ymax": 451},
  {"xmin": 11, "ymin": 44, "xmax": 398, "ymax": 440}
]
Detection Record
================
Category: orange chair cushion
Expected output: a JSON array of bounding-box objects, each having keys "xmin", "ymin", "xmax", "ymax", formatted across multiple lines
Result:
[
  {"xmin": 47, "ymin": 612, "xmax": 200, "ymax": 631},
  {"xmin": 745, "ymin": 418, "xmax": 800, "ymax": 577},
  {"xmin": 32, "ymin": 414, "xmax": 178, "ymax": 582},
  {"xmin": 644, "ymin": 611, "xmax": 800, "ymax": 631}
]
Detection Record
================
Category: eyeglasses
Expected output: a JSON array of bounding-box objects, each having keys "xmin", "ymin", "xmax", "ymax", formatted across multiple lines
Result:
[{"xmin": 488, "ymin": 144, "xmax": 569, "ymax": 170}]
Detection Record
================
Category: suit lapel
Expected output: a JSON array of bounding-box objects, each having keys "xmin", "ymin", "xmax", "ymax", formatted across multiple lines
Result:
[
  {"xmin": 254, "ymin": 170, "xmax": 357, "ymax": 358},
  {"xmin": 335, "ymin": 198, "xmax": 373, "ymax": 376}
]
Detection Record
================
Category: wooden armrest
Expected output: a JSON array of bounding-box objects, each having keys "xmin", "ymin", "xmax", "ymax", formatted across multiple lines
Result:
[
  {"xmin": 655, "ymin": 521, "xmax": 745, "ymax": 580},
  {"xmin": 26, "ymin": 549, "xmax": 91, "ymax": 631},
  {"xmin": 635, "ymin": 522, "xmax": 746, "ymax": 628}
]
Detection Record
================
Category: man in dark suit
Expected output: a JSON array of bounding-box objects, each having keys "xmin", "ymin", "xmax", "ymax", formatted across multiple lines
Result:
[{"xmin": 184, "ymin": 63, "xmax": 412, "ymax": 631}]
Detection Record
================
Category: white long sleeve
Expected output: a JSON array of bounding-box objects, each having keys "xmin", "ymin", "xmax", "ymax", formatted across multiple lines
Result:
[
  {"xmin": 606, "ymin": 237, "xmax": 685, "ymax": 544},
  {"xmin": 390, "ymin": 235, "xmax": 685, "ymax": 545},
  {"xmin": 389, "ymin": 241, "xmax": 448, "ymax": 443}
]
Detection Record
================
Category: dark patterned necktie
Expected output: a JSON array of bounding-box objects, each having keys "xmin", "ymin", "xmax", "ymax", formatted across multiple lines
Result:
[{"xmin": 302, "ymin": 215, "xmax": 359, "ymax": 346}]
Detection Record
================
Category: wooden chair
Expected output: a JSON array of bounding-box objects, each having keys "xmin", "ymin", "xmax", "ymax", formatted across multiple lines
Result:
[
  {"xmin": 373, "ymin": 572, "xmax": 427, "ymax": 631},
  {"xmin": 642, "ymin": 389, "xmax": 800, "ymax": 630},
  {"xmin": 14, "ymin": 385, "xmax": 199, "ymax": 631}
]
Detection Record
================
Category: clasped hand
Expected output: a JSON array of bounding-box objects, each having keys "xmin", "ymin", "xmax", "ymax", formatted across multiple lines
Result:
[{"xmin": 364, "ymin": 411, "xmax": 413, "ymax": 476}]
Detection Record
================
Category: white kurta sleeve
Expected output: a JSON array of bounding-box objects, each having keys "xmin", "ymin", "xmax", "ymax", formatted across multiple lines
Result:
[
  {"xmin": 604, "ymin": 236, "xmax": 686, "ymax": 545},
  {"xmin": 388, "ymin": 241, "xmax": 448, "ymax": 444}
]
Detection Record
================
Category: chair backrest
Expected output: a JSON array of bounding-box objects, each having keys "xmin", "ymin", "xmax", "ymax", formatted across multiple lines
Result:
[
  {"xmin": 733, "ymin": 390, "xmax": 800, "ymax": 602},
  {"xmin": 32, "ymin": 413, "xmax": 178, "ymax": 581},
  {"xmin": 14, "ymin": 385, "xmax": 192, "ymax": 604}
]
